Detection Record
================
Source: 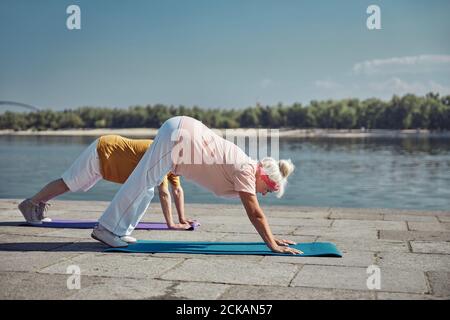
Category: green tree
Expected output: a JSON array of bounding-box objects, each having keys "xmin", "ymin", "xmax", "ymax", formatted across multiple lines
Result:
[{"xmin": 239, "ymin": 107, "xmax": 260, "ymax": 127}]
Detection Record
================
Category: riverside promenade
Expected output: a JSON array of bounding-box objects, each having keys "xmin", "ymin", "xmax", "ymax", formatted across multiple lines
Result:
[{"xmin": 0, "ymin": 199, "xmax": 449, "ymax": 300}]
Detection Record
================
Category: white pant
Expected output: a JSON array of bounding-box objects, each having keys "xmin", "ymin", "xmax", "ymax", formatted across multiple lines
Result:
[
  {"xmin": 98, "ymin": 116, "xmax": 182, "ymax": 236},
  {"xmin": 61, "ymin": 139, "xmax": 102, "ymax": 192}
]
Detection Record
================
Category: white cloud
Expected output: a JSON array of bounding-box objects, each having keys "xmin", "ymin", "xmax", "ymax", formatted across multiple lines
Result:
[
  {"xmin": 260, "ymin": 78, "xmax": 273, "ymax": 89},
  {"xmin": 314, "ymin": 79, "xmax": 340, "ymax": 89},
  {"xmin": 368, "ymin": 77, "xmax": 450, "ymax": 96},
  {"xmin": 310, "ymin": 55, "xmax": 450, "ymax": 100},
  {"xmin": 353, "ymin": 54, "xmax": 450, "ymax": 75}
]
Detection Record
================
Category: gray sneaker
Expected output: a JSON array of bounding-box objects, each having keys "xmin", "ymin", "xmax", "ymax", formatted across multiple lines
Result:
[
  {"xmin": 18, "ymin": 199, "xmax": 44, "ymax": 225},
  {"xmin": 91, "ymin": 224, "xmax": 128, "ymax": 248},
  {"xmin": 38, "ymin": 202, "xmax": 52, "ymax": 222}
]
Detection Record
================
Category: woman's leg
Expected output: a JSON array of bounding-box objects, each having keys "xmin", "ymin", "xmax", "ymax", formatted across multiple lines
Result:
[
  {"xmin": 60, "ymin": 138, "xmax": 102, "ymax": 194},
  {"xmin": 19, "ymin": 138, "xmax": 102, "ymax": 223},
  {"xmin": 98, "ymin": 116, "xmax": 183, "ymax": 236}
]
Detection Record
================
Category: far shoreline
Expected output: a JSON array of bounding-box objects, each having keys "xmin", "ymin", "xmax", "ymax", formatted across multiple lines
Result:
[{"xmin": 1, "ymin": 128, "xmax": 450, "ymax": 139}]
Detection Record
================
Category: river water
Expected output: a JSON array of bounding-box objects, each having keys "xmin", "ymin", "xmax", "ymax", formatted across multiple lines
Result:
[{"xmin": 1, "ymin": 135, "xmax": 449, "ymax": 211}]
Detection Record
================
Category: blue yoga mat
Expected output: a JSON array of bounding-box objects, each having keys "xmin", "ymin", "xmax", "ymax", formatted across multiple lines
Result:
[{"xmin": 105, "ymin": 240, "xmax": 342, "ymax": 257}]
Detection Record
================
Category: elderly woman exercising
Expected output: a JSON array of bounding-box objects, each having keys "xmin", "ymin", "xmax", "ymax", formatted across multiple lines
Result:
[
  {"xmin": 18, "ymin": 135, "xmax": 194, "ymax": 243},
  {"xmin": 87, "ymin": 116, "xmax": 301, "ymax": 255}
]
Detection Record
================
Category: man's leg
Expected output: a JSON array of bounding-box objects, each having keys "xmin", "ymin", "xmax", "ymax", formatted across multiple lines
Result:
[{"xmin": 98, "ymin": 117, "xmax": 182, "ymax": 237}]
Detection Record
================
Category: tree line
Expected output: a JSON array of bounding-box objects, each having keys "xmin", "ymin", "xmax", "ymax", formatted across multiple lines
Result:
[{"xmin": 1, "ymin": 93, "xmax": 449, "ymax": 131}]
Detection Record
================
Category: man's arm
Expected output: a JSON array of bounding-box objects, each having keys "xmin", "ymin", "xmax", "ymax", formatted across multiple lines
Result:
[
  {"xmin": 158, "ymin": 185, "xmax": 174, "ymax": 227},
  {"xmin": 238, "ymin": 191, "xmax": 302, "ymax": 255},
  {"xmin": 158, "ymin": 185, "xmax": 191, "ymax": 230},
  {"xmin": 171, "ymin": 186, "xmax": 188, "ymax": 224}
]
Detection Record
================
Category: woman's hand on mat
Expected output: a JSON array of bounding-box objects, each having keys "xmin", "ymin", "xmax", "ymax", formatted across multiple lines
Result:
[
  {"xmin": 275, "ymin": 238, "xmax": 297, "ymax": 247},
  {"xmin": 272, "ymin": 239, "xmax": 303, "ymax": 255},
  {"xmin": 270, "ymin": 245, "xmax": 303, "ymax": 255}
]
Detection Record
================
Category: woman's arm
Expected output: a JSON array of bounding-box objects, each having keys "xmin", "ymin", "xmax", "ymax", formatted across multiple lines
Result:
[{"xmin": 238, "ymin": 191, "xmax": 303, "ymax": 255}]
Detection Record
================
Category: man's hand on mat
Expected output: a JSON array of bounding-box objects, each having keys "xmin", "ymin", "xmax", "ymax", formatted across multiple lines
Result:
[
  {"xmin": 169, "ymin": 223, "xmax": 193, "ymax": 230},
  {"xmin": 180, "ymin": 218, "xmax": 196, "ymax": 225}
]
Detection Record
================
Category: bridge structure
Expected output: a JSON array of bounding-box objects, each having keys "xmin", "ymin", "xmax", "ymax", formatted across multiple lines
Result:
[{"xmin": 0, "ymin": 101, "xmax": 40, "ymax": 112}]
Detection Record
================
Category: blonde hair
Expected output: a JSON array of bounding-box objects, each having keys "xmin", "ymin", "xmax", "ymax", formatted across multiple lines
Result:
[{"xmin": 259, "ymin": 157, "xmax": 295, "ymax": 198}]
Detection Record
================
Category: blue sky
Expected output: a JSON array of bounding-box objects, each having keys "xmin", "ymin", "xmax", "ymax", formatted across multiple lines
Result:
[{"xmin": 1, "ymin": 0, "xmax": 449, "ymax": 110}]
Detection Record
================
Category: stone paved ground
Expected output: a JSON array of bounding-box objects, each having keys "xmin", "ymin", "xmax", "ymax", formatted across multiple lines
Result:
[{"xmin": 0, "ymin": 199, "xmax": 449, "ymax": 300}]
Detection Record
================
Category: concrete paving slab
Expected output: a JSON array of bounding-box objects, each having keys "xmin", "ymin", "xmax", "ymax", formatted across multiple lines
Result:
[
  {"xmin": 317, "ymin": 237, "xmax": 410, "ymax": 253},
  {"xmin": 265, "ymin": 210, "xmax": 330, "ymax": 220},
  {"xmin": 376, "ymin": 208, "xmax": 450, "ymax": 217},
  {"xmin": 0, "ymin": 251, "xmax": 82, "ymax": 272},
  {"xmin": 291, "ymin": 265, "xmax": 428, "ymax": 294},
  {"xmin": 219, "ymin": 233, "xmax": 317, "ymax": 243},
  {"xmin": 151, "ymin": 252, "xmax": 265, "ymax": 262},
  {"xmin": 378, "ymin": 252, "xmax": 450, "ymax": 272},
  {"xmin": 39, "ymin": 253, "xmax": 185, "ymax": 279},
  {"xmin": 426, "ymin": 272, "xmax": 450, "ymax": 297},
  {"xmin": 0, "ymin": 234, "xmax": 84, "ymax": 251},
  {"xmin": 50, "ymin": 240, "xmax": 108, "ymax": 253},
  {"xmin": 0, "ymin": 209, "xmax": 28, "ymax": 218},
  {"xmin": 410, "ymin": 241, "xmax": 450, "ymax": 255},
  {"xmin": 220, "ymin": 285, "xmax": 375, "ymax": 300},
  {"xmin": 0, "ymin": 223, "xmax": 63, "ymax": 236},
  {"xmin": 261, "ymin": 250, "xmax": 375, "ymax": 267},
  {"xmin": 379, "ymin": 230, "xmax": 450, "ymax": 241},
  {"xmin": 67, "ymin": 277, "xmax": 175, "ymax": 300},
  {"xmin": 172, "ymin": 282, "xmax": 230, "ymax": 300},
  {"xmin": 160, "ymin": 258, "xmax": 299, "ymax": 286},
  {"xmin": 333, "ymin": 219, "xmax": 407, "ymax": 231},
  {"xmin": 210, "ymin": 223, "xmax": 297, "ymax": 235},
  {"xmin": 407, "ymin": 221, "xmax": 447, "ymax": 232},
  {"xmin": 384, "ymin": 215, "xmax": 439, "ymax": 222},
  {"xmin": 294, "ymin": 226, "xmax": 378, "ymax": 240},
  {"xmin": 38, "ymin": 228, "xmax": 94, "ymax": 239},
  {"xmin": 267, "ymin": 217, "xmax": 332, "ymax": 227},
  {"xmin": 330, "ymin": 212, "xmax": 384, "ymax": 221},
  {"xmin": 186, "ymin": 215, "xmax": 249, "ymax": 224},
  {"xmin": 0, "ymin": 272, "xmax": 89, "ymax": 300},
  {"xmin": 437, "ymin": 216, "xmax": 450, "ymax": 223},
  {"xmin": 375, "ymin": 292, "xmax": 441, "ymax": 300},
  {"xmin": 131, "ymin": 230, "xmax": 227, "ymax": 242},
  {"xmin": 1, "ymin": 199, "xmax": 448, "ymax": 300}
]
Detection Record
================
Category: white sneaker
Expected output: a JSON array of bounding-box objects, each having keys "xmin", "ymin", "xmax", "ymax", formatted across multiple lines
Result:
[
  {"xmin": 120, "ymin": 235, "xmax": 137, "ymax": 244},
  {"xmin": 91, "ymin": 224, "xmax": 128, "ymax": 248}
]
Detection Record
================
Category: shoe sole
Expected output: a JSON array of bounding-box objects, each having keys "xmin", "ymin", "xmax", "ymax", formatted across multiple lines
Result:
[
  {"xmin": 120, "ymin": 237, "xmax": 137, "ymax": 244},
  {"xmin": 91, "ymin": 232, "xmax": 128, "ymax": 248}
]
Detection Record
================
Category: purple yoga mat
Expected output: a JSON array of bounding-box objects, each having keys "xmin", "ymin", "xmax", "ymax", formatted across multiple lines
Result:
[{"xmin": 24, "ymin": 219, "xmax": 200, "ymax": 231}]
